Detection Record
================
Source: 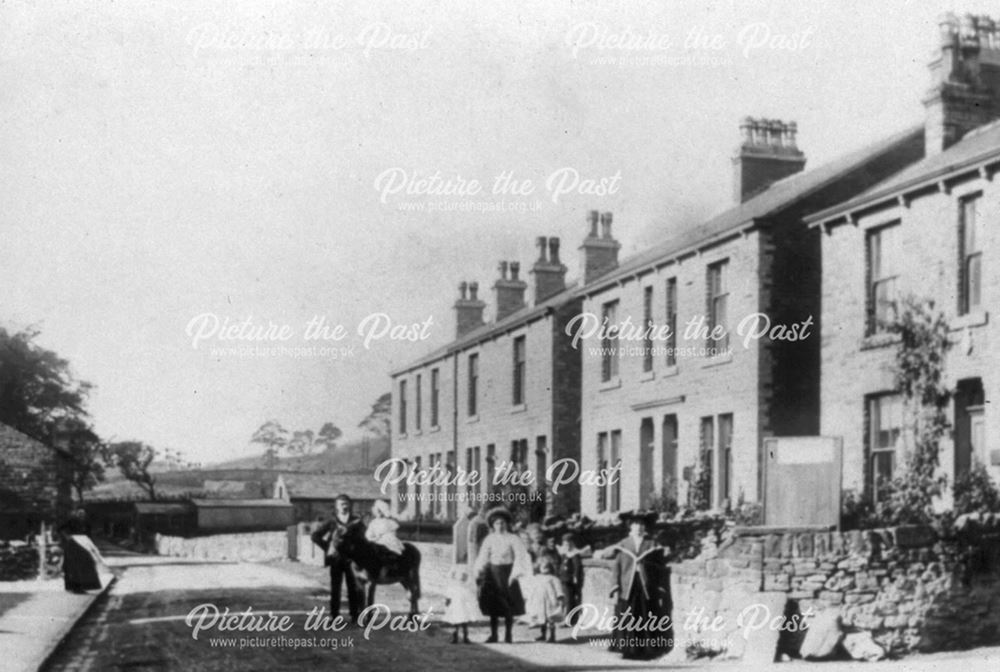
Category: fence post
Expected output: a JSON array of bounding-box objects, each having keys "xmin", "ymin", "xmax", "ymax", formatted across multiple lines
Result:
[{"xmin": 37, "ymin": 521, "xmax": 47, "ymax": 579}]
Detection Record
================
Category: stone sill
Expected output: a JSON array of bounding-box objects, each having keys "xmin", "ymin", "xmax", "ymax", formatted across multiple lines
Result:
[
  {"xmin": 429, "ymin": 425, "xmax": 441, "ymax": 434},
  {"xmin": 639, "ymin": 369, "xmax": 655, "ymax": 382},
  {"xmin": 734, "ymin": 524, "xmax": 837, "ymax": 537},
  {"xmin": 661, "ymin": 364, "xmax": 679, "ymax": 378},
  {"xmin": 950, "ymin": 310, "xmax": 988, "ymax": 331},
  {"xmin": 599, "ymin": 376, "xmax": 622, "ymax": 391},
  {"xmin": 510, "ymin": 403, "xmax": 527, "ymax": 414},
  {"xmin": 413, "ymin": 429, "xmax": 422, "ymax": 437},
  {"xmin": 860, "ymin": 332, "xmax": 900, "ymax": 350},
  {"xmin": 465, "ymin": 414, "xmax": 479, "ymax": 424},
  {"xmin": 702, "ymin": 353, "xmax": 733, "ymax": 369}
]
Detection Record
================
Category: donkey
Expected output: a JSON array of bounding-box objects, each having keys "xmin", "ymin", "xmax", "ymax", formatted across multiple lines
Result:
[{"xmin": 331, "ymin": 526, "xmax": 422, "ymax": 617}]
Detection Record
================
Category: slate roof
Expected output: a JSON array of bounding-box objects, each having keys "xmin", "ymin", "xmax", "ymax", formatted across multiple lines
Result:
[
  {"xmin": 275, "ymin": 472, "xmax": 384, "ymax": 500},
  {"xmin": 391, "ymin": 124, "xmax": 925, "ymax": 376},
  {"xmin": 808, "ymin": 120, "xmax": 1000, "ymax": 225},
  {"xmin": 590, "ymin": 125, "xmax": 924, "ymax": 291},
  {"xmin": 190, "ymin": 498, "xmax": 292, "ymax": 508}
]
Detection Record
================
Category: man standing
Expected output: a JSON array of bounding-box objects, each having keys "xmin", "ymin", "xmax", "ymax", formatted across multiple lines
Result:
[{"xmin": 311, "ymin": 494, "xmax": 366, "ymax": 623}]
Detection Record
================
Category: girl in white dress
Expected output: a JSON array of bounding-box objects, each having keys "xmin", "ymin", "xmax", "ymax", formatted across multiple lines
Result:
[
  {"xmin": 522, "ymin": 555, "xmax": 565, "ymax": 642},
  {"xmin": 443, "ymin": 565, "xmax": 481, "ymax": 643}
]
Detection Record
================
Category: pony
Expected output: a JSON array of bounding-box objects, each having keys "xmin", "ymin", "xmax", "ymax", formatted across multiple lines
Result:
[{"xmin": 330, "ymin": 525, "xmax": 422, "ymax": 617}]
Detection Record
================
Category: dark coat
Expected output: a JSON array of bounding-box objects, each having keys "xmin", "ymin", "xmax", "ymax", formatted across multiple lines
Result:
[
  {"xmin": 608, "ymin": 536, "xmax": 667, "ymax": 605},
  {"xmin": 311, "ymin": 515, "xmax": 366, "ymax": 566}
]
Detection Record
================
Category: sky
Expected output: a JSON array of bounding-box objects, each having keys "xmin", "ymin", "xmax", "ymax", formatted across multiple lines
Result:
[{"xmin": 1, "ymin": 0, "xmax": 995, "ymax": 465}]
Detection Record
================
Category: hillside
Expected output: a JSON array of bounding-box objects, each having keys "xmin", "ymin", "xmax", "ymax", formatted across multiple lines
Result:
[
  {"xmin": 86, "ymin": 436, "xmax": 390, "ymax": 501},
  {"xmin": 208, "ymin": 435, "xmax": 390, "ymax": 472}
]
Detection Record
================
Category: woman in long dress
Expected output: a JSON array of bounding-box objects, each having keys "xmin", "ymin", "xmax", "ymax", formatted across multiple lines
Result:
[
  {"xmin": 603, "ymin": 510, "xmax": 673, "ymax": 660},
  {"xmin": 473, "ymin": 506, "xmax": 531, "ymax": 643}
]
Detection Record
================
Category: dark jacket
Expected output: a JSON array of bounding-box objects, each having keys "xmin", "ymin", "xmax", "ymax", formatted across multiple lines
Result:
[
  {"xmin": 608, "ymin": 536, "xmax": 667, "ymax": 602},
  {"xmin": 311, "ymin": 515, "xmax": 366, "ymax": 566},
  {"xmin": 559, "ymin": 550, "xmax": 585, "ymax": 587}
]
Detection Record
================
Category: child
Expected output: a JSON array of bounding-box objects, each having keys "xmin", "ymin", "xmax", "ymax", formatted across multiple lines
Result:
[
  {"xmin": 522, "ymin": 556, "xmax": 564, "ymax": 642},
  {"xmin": 557, "ymin": 532, "xmax": 591, "ymax": 625},
  {"xmin": 443, "ymin": 566, "xmax": 480, "ymax": 644},
  {"xmin": 366, "ymin": 499, "xmax": 405, "ymax": 557}
]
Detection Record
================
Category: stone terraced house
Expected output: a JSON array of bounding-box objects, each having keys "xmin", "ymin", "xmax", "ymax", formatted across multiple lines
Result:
[
  {"xmin": 574, "ymin": 122, "xmax": 923, "ymax": 521},
  {"xmin": 807, "ymin": 13, "xmax": 1000, "ymax": 504},
  {"xmin": 390, "ymin": 13, "xmax": 1000, "ymax": 523},
  {"xmin": 390, "ymin": 236, "xmax": 583, "ymax": 521}
]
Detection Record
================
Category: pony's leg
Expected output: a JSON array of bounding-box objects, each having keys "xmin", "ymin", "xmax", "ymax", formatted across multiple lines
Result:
[
  {"xmin": 403, "ymin": 580, "xmax": 414, "ymax": 618},
  {"xmin": 409, "ymin": 569, "xmax": 421, "ymax": 617}
]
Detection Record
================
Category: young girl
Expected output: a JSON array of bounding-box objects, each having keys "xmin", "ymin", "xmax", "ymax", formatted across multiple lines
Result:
[
  {"xmin": 522, "ymin": 555, "xmax": 565, "ymax": 642},
  {"xmin": 443, "ymin": 565, "xmax": 480, "ymax": 644},
  {"xmin": 366, "ymin": 499, "xmax": 405, "ymax": 556}
]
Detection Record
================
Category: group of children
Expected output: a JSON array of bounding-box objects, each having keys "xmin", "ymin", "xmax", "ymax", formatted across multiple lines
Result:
[{"xmin": 443, "ymin": 529, "xmax": 591, "ymax": 644}]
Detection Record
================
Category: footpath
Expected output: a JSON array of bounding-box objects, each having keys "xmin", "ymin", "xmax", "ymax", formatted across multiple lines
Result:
[{"xmin": 0, "ymin": 576, "xmax": 113, "ymax": 672}]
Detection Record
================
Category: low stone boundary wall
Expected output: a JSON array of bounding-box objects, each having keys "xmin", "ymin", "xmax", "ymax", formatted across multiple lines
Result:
[
  {"xmin": 578, "ymin": 524, "xmax": 1000, "ymax": 661},
  {"xmin": 155, "ymin": 531, "xmax": 287, "ymax": 562},
  {"xmin": 409, "ymin": 541, "xmax": 452, "ymax": 596},
  {"xmin": 672, "ymin": 525, "xmax": 1000, "ymax": 659}
]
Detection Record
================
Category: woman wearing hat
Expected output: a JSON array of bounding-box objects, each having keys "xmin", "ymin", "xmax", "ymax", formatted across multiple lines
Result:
[
  {"xmin": 473, "ymin": 506, "xmax": 531, "ymax": 643},
  {"xmin": 603, "ymin": 510, "xmax": 673, "ymax": 660}
]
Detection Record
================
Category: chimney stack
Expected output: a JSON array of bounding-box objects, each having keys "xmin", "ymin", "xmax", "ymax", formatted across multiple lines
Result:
[
  {"xmin": 530, "ymin": 235, "xmax": 567, "ymax": 303},
  {"xmin": 494, "ymin": 260, "xmax": 527, "ymax": 321},
  {"xmin": 923, "ymin": 13, "xmax": 1000, "ymax": 156},
  {"xmin": 454, "ymin": 280, "xmax": 486, "ymax": 338},
  {"xmin": 732, "ymin": 117, "xmax": 806, "ymax": 203},
  {"xmin": 579, "ymin": 210, "xmax": 621, "ymax": 284}
]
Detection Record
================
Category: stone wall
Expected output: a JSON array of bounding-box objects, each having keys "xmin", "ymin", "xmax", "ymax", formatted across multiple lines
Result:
[
  {"xmin": 582, "ymin": 524, "xmax": 1000, "ymax": 661},
  {"xmin": 155, "ymin": 531, "xmax": 288, "ymax": 563},
  {"xmin": 409, "ymin": 541, "xmax": 452, "ymax": 596}
]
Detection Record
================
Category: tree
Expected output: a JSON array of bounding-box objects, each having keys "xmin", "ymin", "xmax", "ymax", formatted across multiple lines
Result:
[
  {"xmin": 0, "ymin": 326, "xmax": 93, "ymax": 442},
  {"xmin": 107, "ymin": 441, "xmax": 158, "ymax": 500},
  {"xmin": 0, "ymin": 326, "xmax": 108, "ymax": 501},
  {"xmin": 58, "ymin": 416, "xmax": 106, "ymax": 502},
  {"xmin": 317, "ymin": 422, "xmax": 342, "ymax": 451},
  {"xmin": 251, "ymin": 420, "xmax": 288, "ymax": 469},
  {"xmin": 288, "ymin": 429, "xmax": 316, "ymax": 455},
  {"xmin": 358, "ymin": 392, "xmax": 391, "ymax": 438}
]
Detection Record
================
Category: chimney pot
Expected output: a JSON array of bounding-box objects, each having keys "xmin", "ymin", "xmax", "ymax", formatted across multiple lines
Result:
[
  {"xmin": 532, "ymin": 236, "xmax": 566, "ymax": 303},
  {"xmin": 548, "ymin": 237, "xmax": 560, "ymax": 264},
  {"xmin": 454, "ymin": 280, "xmax": 485, "ymax": 337},
  {"xmin": 587, "ymin": 210, "xmax": 600, "ymax": 237},
  {"xmin": 600, "ymin": 212, "xmax": 613, "ymax": 238},
  {"xmin": 579, "ymin": 211, "xmax": 621, "ymax": 284},
  {"xmin": 493, "ymin": 260, "xmax": 527, "ymax": 320},
  {"xmin": 923, "ymin": 14, "xmax": 1000, "ymax": 155},
  {"xmin": 732, "ymin": 116, "xmax": 806, "ymax": 202},
  {"xmin": 535, "ymin": 236, "xmax": 548, "ymax": 263}
]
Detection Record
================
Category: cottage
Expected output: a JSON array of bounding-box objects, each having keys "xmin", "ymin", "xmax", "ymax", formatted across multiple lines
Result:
[{"xmin": 0, "ymin": 422, "xmax": 72, "ymax": 540}]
